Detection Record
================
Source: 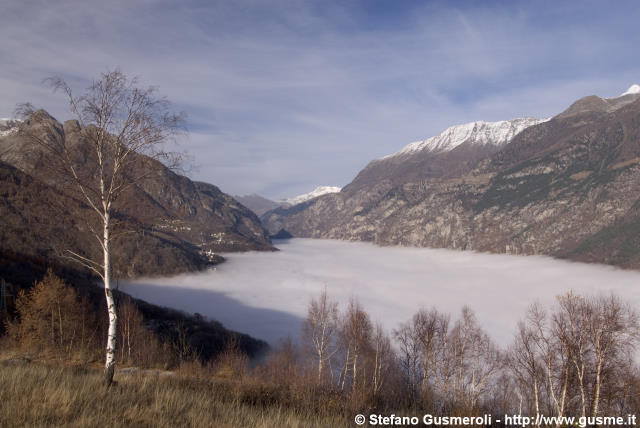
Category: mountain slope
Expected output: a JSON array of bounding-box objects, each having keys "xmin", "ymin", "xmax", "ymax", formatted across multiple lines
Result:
[
  {"xmin": 263, "ymin": 88, "xmax": 640, "ymax": 269},
  {"xmin": 0, "ymin": 111, "xmax": 273, "ymax": 279},
  {"xmin": 343, "ymin": 117, "xmax": 545, "ymax": 194}
]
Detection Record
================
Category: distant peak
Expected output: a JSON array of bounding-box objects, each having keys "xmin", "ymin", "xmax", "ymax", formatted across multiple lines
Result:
[
  {"xmin": 282, "ymin": 186, "xmax": 341, "ymax": 205},
  {"xmin": 620, "ymin": 84, "xmax": 640, "ymax": 96}
]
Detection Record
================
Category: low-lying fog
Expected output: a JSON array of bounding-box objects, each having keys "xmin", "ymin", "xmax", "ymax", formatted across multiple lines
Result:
[{"xmin": 121, "ymin": 238, "xmax": 640, "ymax": 346}]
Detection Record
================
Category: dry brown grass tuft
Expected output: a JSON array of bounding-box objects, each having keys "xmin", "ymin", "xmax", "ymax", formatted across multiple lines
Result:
[{"xmin": 0, "ymin": 360, "xmax": 350, "ymax": 427}]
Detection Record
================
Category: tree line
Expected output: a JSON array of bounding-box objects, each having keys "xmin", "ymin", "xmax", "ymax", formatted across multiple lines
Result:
[{"xmin": 298, "ymin": 289, "xmax": 640, "ymax": 419}]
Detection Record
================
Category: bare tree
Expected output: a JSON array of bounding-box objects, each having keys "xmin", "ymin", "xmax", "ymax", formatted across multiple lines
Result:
[
  {"xmin": 509, "ymin": 320, "xmax": 543, "ymax": 421},
  {"xmin": 371, "ymin": 323, "xmax": 393, "ymax": 400},
  {"xmin": 338, "ymin": 298, "xmax": 372, "ymax": 395},
  {"xmin": 302, "ymin": 288, "xmax": 339, "ymax": 384},
  {"xmin": 513, "ymin": 294, "xmax": 640, "ymax": 420},
  {"xmin": 448, "ymin": 307, "xmax": 501, "ymax": 412},
  {"xmin": 554, "ymin": 293, "xmax": 591, "ymax": 418},
  {"xmin": 394, "ymin": 318, "xmax": 423, "ymax": 404},
  {"xmin": 528, "ymin": 305, "xmax": 566, "ymax": 420},
  {"xmin": 17, "ymin": 69, "xmax": 185, "ymax": 384},
  {"xmin": 585, "ymin": 295, "xmax": 639, "ymax": 417},
  {"xmin": 557, "ymin": 293, "xmax": 640, "ymax": 418},
  {"xmin": 414, "ymin": 308, "xmax": 449, "ymax": 406},
  {"xmin": 393, "ymin": 307, "xmax": 450, "ymax": 409}
]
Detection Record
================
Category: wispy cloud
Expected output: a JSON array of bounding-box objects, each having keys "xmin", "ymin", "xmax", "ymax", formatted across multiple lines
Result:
[{"xmin": 2, "ymin": 1, "xmax": 640, "ymax": 197}]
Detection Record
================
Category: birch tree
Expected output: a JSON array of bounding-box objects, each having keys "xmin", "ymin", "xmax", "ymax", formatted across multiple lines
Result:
[
  {"xmin": 394, "ymin": 318, "xmax": 423, "ymax": 404},
  {"xmin": 527, "ymin": 303, "xmax": 570, "ymax": 421},
  {"xmin": 414, "ymin": 308, "xmax": 449, "ymax": 405},
  {"xmin": 17, "ymin": 69, "xmax": 184, "ymax": 384},
  {"xmin": 448, "ymin": 307, "xmax": 500, "ymax": 412},
  {"xmin": 302, "ymin": 288, "xmax": 339, "ymax": 384},
  {"xmin": 554, "ymin": 293, "xmax": 590, "ymax": 418},
  {"xmin": 339, "ymin": 298, "xmax": 372, "ymax": 394},
  {"xmin": 584, "ymin": 295, "xmax": 639, "ymax": 417},
  {"xmin": 509, "ymin": 320, "xmax": 542, "ymax": 420},
  {"xmin": 371, "ymin": 323, "xmax": 393, "ymax": 400}
]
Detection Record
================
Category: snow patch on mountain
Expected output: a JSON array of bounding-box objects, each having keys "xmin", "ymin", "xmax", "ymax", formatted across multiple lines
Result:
[
  {"xmin": 0, "ymin": 118, "xmax": 21, "ymax": 137},
  {"xmin": 381, "ymin": 117, "xmax": 548, "ymax": 160},
  {"xmin": 283, "ymin": 186, "xmax": 341, "ymax": 205},
  {"xmin": 620, "ymin": 84, "xmax": 640, "ymax": 97}
]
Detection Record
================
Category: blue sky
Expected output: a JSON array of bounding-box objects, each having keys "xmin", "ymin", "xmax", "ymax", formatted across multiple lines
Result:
[{"xmin": 2, "ymin": 0, "xmax": 640, "ymax": 199}]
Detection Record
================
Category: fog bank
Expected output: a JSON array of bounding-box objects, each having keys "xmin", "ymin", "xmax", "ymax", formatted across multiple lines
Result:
[{"xmin": 121, "ymin": 238, "xmax": 640, "ymax": 345}]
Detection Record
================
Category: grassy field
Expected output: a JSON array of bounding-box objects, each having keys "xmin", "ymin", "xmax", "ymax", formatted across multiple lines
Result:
[{"xmin": 0, "ymin": 360, "xmax": 351, "ymax": 428}]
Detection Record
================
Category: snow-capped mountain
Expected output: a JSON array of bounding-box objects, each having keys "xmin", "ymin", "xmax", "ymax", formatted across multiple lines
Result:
[
  {"xmin": 620, "ymin": 84, "xmax": 640, "ymax": 97},
  {"xmin": 282, "ymin": 186, "xmax": 341, "ymax": 205},
  {"xmin": 0, "ymin": 118, "xmax": 21, "ymax": 137},
  {"xmin": 382, "ymin": 117, "xmax": 547, "ymax": 160},
  {"xmin": 343, "ymin": 117, "xmax": 547, "ymax": 193}
]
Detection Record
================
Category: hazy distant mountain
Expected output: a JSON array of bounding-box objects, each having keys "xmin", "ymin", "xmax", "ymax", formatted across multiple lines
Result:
[
  {"xmin": 236, "ymin": 186, "xmax": 342, "ymax": 217},
  {"xmin": 263, "ymin": 85, "xmax": 640, "ymax": 269},
  {"xmin": 0, "ymin": 110, "xmax": 273, "ymax": 279},
  {"xmin": 234, "ymin": 194, "xmax": 283, "ymax": 217}
]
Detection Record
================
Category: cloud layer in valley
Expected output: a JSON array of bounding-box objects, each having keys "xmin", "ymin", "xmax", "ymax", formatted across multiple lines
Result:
[{"xmin": 121, "ymin": 239, "xmax": 640, "ymax": 346}]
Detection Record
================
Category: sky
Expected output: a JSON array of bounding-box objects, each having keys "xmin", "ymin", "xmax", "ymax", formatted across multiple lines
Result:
[
  {"xmin": 121, "ymin": 238, "xmax": 640, "ymax": 346},
  {"xmin": 2, "ymin": 0, "xmax": 640, "ymax": 199}
]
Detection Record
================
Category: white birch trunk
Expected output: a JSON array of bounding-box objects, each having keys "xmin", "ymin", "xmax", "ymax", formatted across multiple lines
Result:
[
  {"xmin": 533, "ymin": 377, "xmax": 540, "ymax": 427},
  {"xmin": 103, "ymin": 212, "xmax": 118, "ymax": 384},
  {"xmin": 317, "ymin": 351, "xmax": 324, "ymax": 382},
  {"xmin": 591, "ymin": 359, "xmax": 602, "ymax": 418}
]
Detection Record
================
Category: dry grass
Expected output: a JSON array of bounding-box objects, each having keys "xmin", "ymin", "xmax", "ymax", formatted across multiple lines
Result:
[{"xmin": 0, "ymin": 360, "xmax": 351, "ymax": 428}]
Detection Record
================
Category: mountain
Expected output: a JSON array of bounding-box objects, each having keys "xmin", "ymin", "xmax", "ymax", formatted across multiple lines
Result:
[
  {"xmin": 0, "ymin": 111, "xmax": 273, "ymax": 279},
  {"xmin": 262, "ymin": 85, "xmax": 640, "ymax": 269},
  {"xmin": 621, "ymin": 84, "xmax": 640, "ymax": 96},
  {"xmin": 235, "ymin": 187, "xmax": 342, "ymax": 217},
  {"xmin": 282, "ymin": 186, "xmax": 342, "ymax": 205},
  {"xmin": 0, "ymin": 118, "xmax": 21, "ymax": 137},
  {"xmin": 234, "ymin": 194, "xmax": 283, "ymax": 217},
  {"xmin": 343, "ymin": 118, "xmax": 546, "ymax": 194}
]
